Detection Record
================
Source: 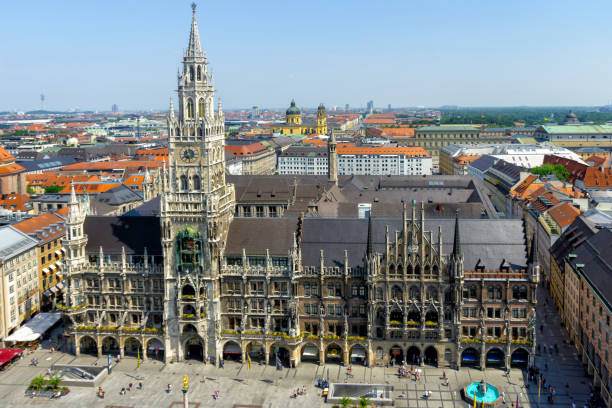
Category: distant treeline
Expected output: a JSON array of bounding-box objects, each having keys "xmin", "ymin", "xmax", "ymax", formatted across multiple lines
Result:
[{"xmin": 439, "ymin": 107, "xmax": 612, "ymax": 127}]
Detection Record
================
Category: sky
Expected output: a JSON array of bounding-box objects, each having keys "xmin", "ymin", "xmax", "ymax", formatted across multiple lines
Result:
[{"xmin": 1, "ymin": 0, "xmax": 612, "ymax": 112}]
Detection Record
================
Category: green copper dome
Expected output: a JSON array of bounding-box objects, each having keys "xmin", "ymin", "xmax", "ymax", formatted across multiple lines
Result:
[{"xmin": 286, "ymin": 99, "xmax": 300, "ymax": 115}]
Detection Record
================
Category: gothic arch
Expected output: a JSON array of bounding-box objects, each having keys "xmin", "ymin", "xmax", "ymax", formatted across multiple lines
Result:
[
  {"xmin": 197, "ymin": 66, "xmax": 202, "ymax": 81},
  {"xmin": 180, "ymin": 175, "xmax": 188, "ymax": 191},
  {"xmin": 186, "ymin": 98, "xmax": 194, "ymax": 118},
  {"xmin": 426, "ymin": 286, "xmax": 438, "ymax": 300},
  {"xmin": 189, "ymin": 66, "xmax": 194, "ymax": 81},
  {"xmin": 193, "ymin": 175, "xmax": 201, "ymax": 190},
  {"xmin": 198, "ymin": 98, "xmax": 205, "ymax": 118}
]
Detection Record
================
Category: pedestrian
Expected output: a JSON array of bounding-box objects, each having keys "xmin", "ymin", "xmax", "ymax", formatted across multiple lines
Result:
[
  {"xmin": 139, "ymin": 382, "xmax": 143, "ymax": 390},
  {"xmin": 167, "ymin": 384, "xmax": 172, "ymax": 393},
  {"xmin": 129, "ymin": 383, "xmax": 132, "ymax": 391},
  {"xmin": 120, "ymin": 388, "xmax": 125, "ymax": 396},
  {"xmin": 502, "ymin": 391, "xmax": 506, "ymax": 404},
  {"xmin": 442, "ymin": 370, "xmax": 446, "ymax": 379}
]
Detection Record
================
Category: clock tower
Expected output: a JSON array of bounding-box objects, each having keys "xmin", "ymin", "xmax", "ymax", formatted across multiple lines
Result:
[{"xmin": 161, "ymin": 3, "xmax": 235, "ymax": 363}]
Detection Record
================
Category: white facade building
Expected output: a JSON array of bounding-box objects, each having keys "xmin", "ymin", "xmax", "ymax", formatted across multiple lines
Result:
[{"xmin": 278, "ymin": 145, "xmax": 432, "ymax": 176}]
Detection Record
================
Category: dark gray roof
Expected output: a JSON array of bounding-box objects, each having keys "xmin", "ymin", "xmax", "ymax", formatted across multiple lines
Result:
[
  {"xmin": 84, "ymin": 216, "xmax": 162, "ymax": 255},
  {"xmin": 550, "ymin": 216, "xmax": 598, "ymax": 265},
  {"xmin": 280, "ymin": 146, "xmax": 327, "ymax": 157},
  {"xmin": 96, "ymin": 185, "xmax": 142, "ymax": 206},
  {"xmin": 124, "ymin": 197, "xmax": 161, "ymax": 217},
  {"xmin": 469, "ymin": 155, "xmax": 498, "ymax": 172},
  {"xmin": 568, "ymin": 228, "xmax": 612, "ymax": 309},
  {"xmin": 17, "ymin": 156, "xmax": 79, "ymax": 172},
  {"xmin": 226, "ymin": 217, "xmax": 298, "ymax": 256},
  {"xmin": 489, "ymin": 160, "xmax": 524, "ymax": 183},
  {"xmin": 301, "ymin": 217, "xmax": 527, "ymax": 271}
]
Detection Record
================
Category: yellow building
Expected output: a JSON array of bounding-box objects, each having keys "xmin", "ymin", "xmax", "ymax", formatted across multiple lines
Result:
[
  {"xmin": 14, "ymin": 212, "xmax": 66, "ymax": 312},
  {"xmin": 273, "ymin": 100, "xmax": 327, "ymax": 135}
]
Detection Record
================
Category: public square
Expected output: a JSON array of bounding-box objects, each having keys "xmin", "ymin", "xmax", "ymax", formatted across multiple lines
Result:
[{"xmin": 0, "ymin": 285, "xmax": 594, "ymax": 408}]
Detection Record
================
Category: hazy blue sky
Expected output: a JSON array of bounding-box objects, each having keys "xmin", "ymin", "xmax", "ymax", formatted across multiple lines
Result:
[{"xmin": 1, "ymin": 0, "xmax": 611, "ymax": 111}]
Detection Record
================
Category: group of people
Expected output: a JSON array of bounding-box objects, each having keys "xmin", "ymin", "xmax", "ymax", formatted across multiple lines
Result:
[
  {"xmin": 396, "ymin": 361, "xmax": 422, "ymax": 381},
  {"xmin": 423, "ymin": 390, "xmax": 433, "ymax": 400},
  {"xmin": 119, "ymin": 382, "xmax": 143, "ymax": 396},
  {"xmin": 290, "ymin": 386, "xmax": 307, "ymax": 398}
]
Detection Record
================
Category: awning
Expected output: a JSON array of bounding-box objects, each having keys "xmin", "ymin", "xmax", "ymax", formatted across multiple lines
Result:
[
  {"xmin": 54, "ymin": 250, "xmax": 62, "ymax": 256},
  {"xmin": 55, "ymin": 272, "xmax": 63, "ymax": 278},
  {"xmin": 462, "ymin": 351, "xmax": 479, "ymax": 362},
  {"xmin": 147, "ymin": 339, "xmax": 164, "ymax": 351},
  {"xmin": 43, "ymin": 291, "xmax": 52, "ymax": 297},
  {"xmin": 4, "ymin": 313, "xmax": 61, "ymax": 343},
  {"xmin": 42, "ymin": 268, "xmax": 50, "ymax": 274},
  {"xmin": 302, "ymin": 345, "xmax": 318, "ymax": 357},
  {"xmin": 49, "ymin": 264, "xmax": 56, "ymax": 270},
  {"xmin": 487, "ymin": 350, "xmax": 504, "ymax": 362},
  {"xmin": 56, "ymin": 282, "xmax": 64, "ymax": 290},
  {"xmin": 60, "ymin": 248, "xmax": 66, "ymax": 253},
  {"xmin": 351, "ymin": 347, "xmax": 366, "ymax": 359},
  {"xmin": 55, "ymin": 261, "xmax": 62, "ymax": 268},
  {"xmin": 0, "ymin": 349, "xmax": 23, "ymax": 366},
  {"xmin": 223, "ymin": 343, "xmax": 241, "ymax": 354},
  {"xmin": 50, "ymin": 287, "xmax": 59, "ymax": 293}
]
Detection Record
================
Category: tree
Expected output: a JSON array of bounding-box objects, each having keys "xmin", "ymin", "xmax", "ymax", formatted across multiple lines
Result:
[
  {"xmin": 46, "ymin": 376, "xmax": 62, "ymax": 391},
  {"xmin": 29, "ymin": 375, "xmax": 45, "ymax": 391},
  {"xmin": 44, "ymin": 185, "xmax": 64, "ymax": 194},
  {"xmin": 339, "ymin": 396, "xmax": 353, "ymax": 408},
  {"xmin": 530, "ymin": 163, "xmax": 569, "ymax": 182},
  {"xmin": 358, "ymin": 396, "xmax": 371, "ymax": 408}
]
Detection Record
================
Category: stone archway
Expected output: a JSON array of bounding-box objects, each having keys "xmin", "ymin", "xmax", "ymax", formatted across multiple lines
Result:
[
  {"xmin": 246, "ymin": 341, "xmax": 265, "ymax": 363},
  {"xmin": 406, "ymin": 346, "xmax": 421, "ymax": 364},
  {"xmin": 184, "ymin": 336, "xmax": 204, "ymax": 361},
  {"xmin": 511, "ymin": 348, "xmax": 529, "ymax": 368},
  {"xmin": 270, "ymin": 342, "xmax": 290, "ymax": 367},
  {"xmin": 146, "ymin": 338, "xmax": 164, "ymax": 361},
  {"xmin": 300, "ymin": 342, "xmax": 319, "ymax": 364},
  {"xmin": 102, "ymin": 336, "xmax": 120, "ymax": 355},
  {"xmin": 461, "ymin": 347, "xmax": 480, "ymax": 366},
  {"xmin": 79, "ymin": 336, "xmax": 97, "ymax": 356},
  {"xmin": 124, "ymin": 337, "xmax": 142, "ymax": 357},
  {"xmin": 424, "ymin": 346, "xmax": 438, "ymax": 366},
  {"xmin": 223, "ymin": 341, "xmax": 242, "ymax": 362},
  {"xmin": 326, "ymin": 343, "xmax": 343, "ymax": 364},
  {"xmin": 350, "ymin": 345, "xmax": 367, "ymax": 365},
  {"xmin": 390, "ymin": 345, "xmax": 404, "ymax": 365},
  {"xmin": 486, "ymin": 348, "xmax": 505, "ymax": 368}
]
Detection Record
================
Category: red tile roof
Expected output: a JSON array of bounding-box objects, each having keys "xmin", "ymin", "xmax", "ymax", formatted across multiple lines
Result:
[
  {"xmin": 582, "ymin": 167, "xmax": 612, "ymax": 188},
  {"xmin": 546, "ymin": 202, "xmax": 581, "ymax": 228},
  {"xmin": 13, "ymin": 212, "xmax": 65, "ymax": 244},
  {"xmin": 0, "ymin": 193, "xmax": 30, "ymax": 212},
  {"xmin": 337, "ymin": 143, "xmax": 430, "ymax": 157},
  {"xmin": 225, "ymin": 143, "xmax": 270, "ymax": 157}
]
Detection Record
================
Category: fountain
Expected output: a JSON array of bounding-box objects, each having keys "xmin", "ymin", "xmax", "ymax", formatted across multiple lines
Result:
[{"xmin": 464, "ymin": 380, "xmax": 501, "ymax": 408}]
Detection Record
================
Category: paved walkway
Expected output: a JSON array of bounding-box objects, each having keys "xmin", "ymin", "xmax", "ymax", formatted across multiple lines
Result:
[{"xmin": 0, "ymin": 284, "xmax": 592, "ymax": 407}]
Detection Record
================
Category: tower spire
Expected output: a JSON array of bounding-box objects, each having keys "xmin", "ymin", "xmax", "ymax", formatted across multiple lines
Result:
[
  {"xmin": 452, "ymin": 209, "xmax": 462, "ymax": 259},
  {"xmin": 528, "ymin": 231, "xmax": 538, "ymax": 265},
  {"xmin": 169, "ymin": 97, "xmax": 175, "ymax": 119},
  {"xmin": 187, "ymin": 3, "xmax": 203, "ymax": 57},
  {"xmin": 366, "ymin": 214, "xmax": 374, "ymax": 259}
]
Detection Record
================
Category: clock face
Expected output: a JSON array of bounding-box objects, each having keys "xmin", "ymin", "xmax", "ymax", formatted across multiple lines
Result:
[{"xmin": 182, "ymin": 148, "xmax": 198, "ymax": 163}]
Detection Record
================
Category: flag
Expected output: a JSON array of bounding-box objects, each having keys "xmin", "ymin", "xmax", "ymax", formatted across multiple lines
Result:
[
  {"xmin": 473, "ymin": 391, "xmax": 477, "ymax": 408},
  {"xmin": 137, "ymin": 348, "xmax": 141, "ymax": 368},
  {"xmin": 516, "ymin": 394, "xmax": 519, "ymax": 408},
  {"xmin": 247, "ymin": 353, "xmax": 251, "ymax": 370}
]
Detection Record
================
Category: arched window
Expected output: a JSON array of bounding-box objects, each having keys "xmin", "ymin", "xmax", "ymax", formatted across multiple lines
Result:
[
  {"xmin": 426, "ymin": 286, "xmax": 437, "ymax": 300},
  {"xmin": 512, "ymin": 286, "xmax": 519, "ymax": 300},
  {"xmin": 388, "ymin": 264, "xmax": 395, "ymax": 275},
  {"xmin": 409, "ymin": 286, "xmax": 420, "ymax": 301},
  {"xmin": 391, "ymin": 285, "xmax": 402, "ymax": 300},
  {"xmin": 197, "ymin": 66, "xmax": 201, "ymax": 81},
  {"xmin": 376, "ymin": 287, "xmax": 383, "ymax": 300},
  {"xmin": 198, "ymin": 98, "xmax": 205, "ymax": 118},
  {"xmin": 519, "ymin": 286, "xmax": 528, "ymax": 300},
  {"xmin": 187, "ymin": 99, "xmax": 194, "ymax": 118},
  {"xmin": 432, "ymin": 265, "xmax": 439, "ymax": 277},
  {"xmin": 180, "ymin": 175, "xmax": 188, "ymax": 191},
  {"xmin": 197, "ymin": 127, "xmax": 202, "ymax": 137},
  {"xmin": 406, "ymin": 265, "xmax": 413, "ymax": 275},
  {"xmin": 193, "ymin": 175, "xmax": 201, "ymax": 191},
  {"xmin": 189, "ymin": 66, "xmax": 194, "ymax": 81},
  {"xmin": 415, "ymin": 265, "xmax": 421, "ymax": 276},
  {"xmin": 175, "ymin": 127, "xmax": 180, "ymax": 138}
]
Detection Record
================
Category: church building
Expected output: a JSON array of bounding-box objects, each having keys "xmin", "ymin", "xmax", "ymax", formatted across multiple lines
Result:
[
  {"xmin": 61, "ymin": 5, "xmax": 537, "ymax": 370},
  {"xmin": 273, "ymin": 100, "xmax": 328, "ymax": 135}
]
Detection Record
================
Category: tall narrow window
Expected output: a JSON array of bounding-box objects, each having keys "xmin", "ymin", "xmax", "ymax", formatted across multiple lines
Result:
[
  {"xmin": 180, "ymin": 175, "xmax": 188, "ymax": 191},
  {"xmin": 198, "ymin": 98, "xmax": 205, "ymax": 118},
  {"xmin": 193, "ymin": 176, "xmax": 201, "ymax": 190},
  {"xmin": 187, "ymin": 99, "xmax": 194, "ymax": 118},
  {"xmin": 189, "ymin": 67, "xmax": 194, "ymax": 81},
  {"xmin": 197, "ymin": 66, "xmax": 201, "ymax": 81}
]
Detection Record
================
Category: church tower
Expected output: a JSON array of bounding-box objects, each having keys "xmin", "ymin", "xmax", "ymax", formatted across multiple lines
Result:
[
  {"xmin": 328, "ymin": 131, "xmax": 337, "ymax": 183},
  {"xmin": 161, "ymin": 3, "xmax": 235, "ymax": 363},
  {"xmin": 316, "ymin": 103, "xmax": 327, "ymax": 135}
]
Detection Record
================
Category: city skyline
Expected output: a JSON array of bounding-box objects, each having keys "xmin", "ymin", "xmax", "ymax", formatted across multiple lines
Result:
[{"xmin": 1, "ymin": 0, "xmax": 612, "ymax": 111}]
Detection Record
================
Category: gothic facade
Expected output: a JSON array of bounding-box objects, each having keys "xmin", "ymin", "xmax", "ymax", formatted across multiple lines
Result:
[{"xmin": 61, "ymin": 6, "xmax": 537, "ymax": 370}]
